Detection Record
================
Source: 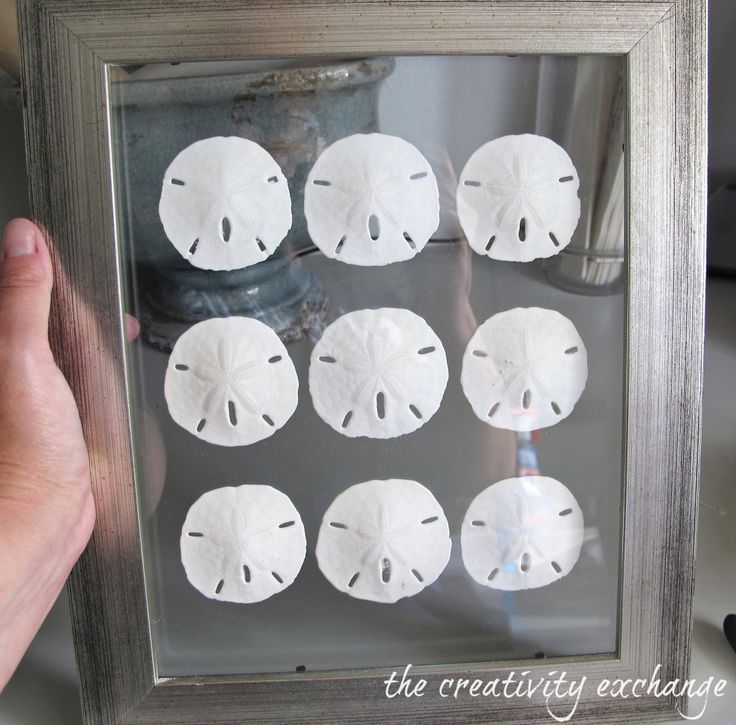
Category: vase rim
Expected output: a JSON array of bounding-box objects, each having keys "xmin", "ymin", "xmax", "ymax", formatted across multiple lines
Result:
[{"xmin": 114, "ymin": 56, "xmax": 395, "ymax": 106}]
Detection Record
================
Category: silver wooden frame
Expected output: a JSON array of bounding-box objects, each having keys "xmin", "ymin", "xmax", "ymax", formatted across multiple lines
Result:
[{"xmin": 17, "ymin": 1, "xmax": 706, "ymax": 723}]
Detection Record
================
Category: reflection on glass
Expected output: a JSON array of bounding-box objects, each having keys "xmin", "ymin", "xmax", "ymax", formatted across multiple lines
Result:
[{"xmin": 110, "ymin": 54, "xmax": 624, "ymax": 677}]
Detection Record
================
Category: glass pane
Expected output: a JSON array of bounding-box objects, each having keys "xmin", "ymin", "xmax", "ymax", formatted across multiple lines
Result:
[{"xmin": 109, "ymin": 54, "xmax": 625, "ymax": 677}]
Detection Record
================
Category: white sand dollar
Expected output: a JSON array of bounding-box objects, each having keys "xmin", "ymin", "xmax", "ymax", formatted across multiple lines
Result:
[
  {"xmin": 165, "ymin": 317, "xmax": 298, "ymax": 447},
  {"xmin": 461, "ymin": 476, "xmax": 584, "ymax": 591},
  {"xmin": 309, "ymin": 308, "xmax": 448, "ymax": 439},
  {"xmin": 159, "ymin": 136, "xmax": 292, "ymax": 271},
  {"xmin": 180, "ymin": 485, "xmax": 306, "ymax": 603},
  {"xmin": 461, "ymin": 307, "xmax": 587, "ymax": 432},
  {"xmin": 304, "ymin": 133, "xmax": 440, "ymax": 266},
  {"xmin": 456, "ymin": 134, "xmax": 581, "ymax": 262},
  {"xmin": 316, "ymin": 479, "xmax": 451, "ymax": 603}
]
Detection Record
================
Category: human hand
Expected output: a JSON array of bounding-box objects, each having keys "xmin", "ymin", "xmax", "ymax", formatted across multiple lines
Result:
[{"xmin": 0, "ymin": 218, "xmax": 138, "ymax": 690}]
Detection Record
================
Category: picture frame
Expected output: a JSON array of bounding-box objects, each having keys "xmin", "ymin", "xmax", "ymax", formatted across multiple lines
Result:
[{"xmin": 17, "ymin": 1, "xmax": 706, "ymax": 722}]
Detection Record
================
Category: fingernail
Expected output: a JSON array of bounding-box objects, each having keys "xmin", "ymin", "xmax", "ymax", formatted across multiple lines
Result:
[{"xmin": 1, "ymin": 222, "xmax": 36, "ymax": 259}]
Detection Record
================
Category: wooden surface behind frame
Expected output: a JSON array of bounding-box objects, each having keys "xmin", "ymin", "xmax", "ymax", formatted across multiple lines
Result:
[{"xmin": 17, "ymin": 1, "xmax": 707, "ymax": 723}]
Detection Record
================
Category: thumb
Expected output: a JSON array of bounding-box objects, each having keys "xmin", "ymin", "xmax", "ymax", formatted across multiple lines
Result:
[{"xmin": 0, "ymin": 218, "xmax": 53, "ymax": 350}]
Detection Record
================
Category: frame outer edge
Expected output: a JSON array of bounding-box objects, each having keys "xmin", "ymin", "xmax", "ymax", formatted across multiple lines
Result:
[
  {"xmin": 668, "ymin": 0, "xmax": 707, "ymax": 715},
  {"xmin": 15, "ymin": 0, "xmax": 706, "ymax": 722}
]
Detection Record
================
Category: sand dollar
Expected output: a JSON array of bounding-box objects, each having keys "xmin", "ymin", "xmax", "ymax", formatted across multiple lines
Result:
[
  {"xmin": 457, "ymin": 134, "xmax": 580, "ymax": 262},
  {"xmin": 159, "ymin": 136, "xmax": 292, "ymax": 271},
  {"xmin": 304, "ymin": 133, "xmax": 440, "ymax": 266},
  {"xmin": 165, "ymin": 317, "xmax": 298, "ymax": 447},
  {"xmin": 316, "ymin": 479, "xmax": 451, "ymax": 603},
  {"xmin": 461, "ymin": 476, "xmax": 584, "ymax": 591},
  {"xmin": 180, "ymin": 485, "xmax": 306, "ymax": 603},
  {"xmin": 309, "ymin": 308, "xmax": 448, "ymax": 439},
  {"xmin": 461, "ymin": 307, "xmax": 587, "ymax": 431}
]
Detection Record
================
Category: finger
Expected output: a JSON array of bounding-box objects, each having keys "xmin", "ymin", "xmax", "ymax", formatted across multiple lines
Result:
[
  {"xmin": 0, "ymin": 219, "xmax": 53, "ymax": 351},
  {"xmin": 125, "ymin": 313, "xmax": 140, "ymax": 343}
]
